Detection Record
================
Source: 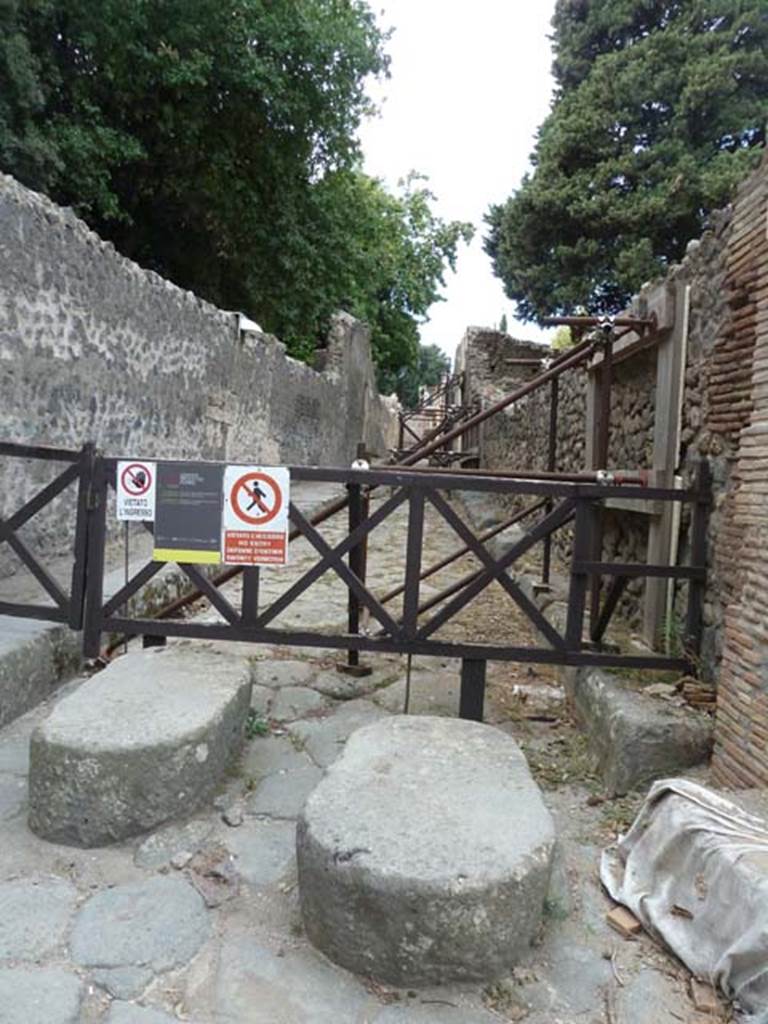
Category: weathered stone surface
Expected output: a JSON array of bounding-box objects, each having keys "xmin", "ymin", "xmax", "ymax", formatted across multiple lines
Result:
[
  {"xmin": 91, "ymin": 967, "xmax": 153, "ymax": 1000},
  {"xmin": 0, "ymin": 877, "xmax": 78, "ymax": 960},
  {"xmin": 28, "ymin": 648, "xmax": 251, "ymax": 845},
  {"xmin": 372, "ymin": 671, "xmax": 461, "ymax": 716},
  {"xmin": 134, "ymin": 817, "xmax": 214, "ymax": 869},
  {"xmin": 0, "ymin": 773, "xmax": 25, "ymax": 822},
  {"xmin": 0, "ymin": 730, "xmax": 30, "ymax": 774},
  {"xmin": 288, "ymin": 699, "xmax": 385, "ymax": 768},
  {"xmin": 71, "ymin": 876, "xmax": 210, "ymax": 975},
  {"xmin": 198, "ymin": 934, "xmax": 376, "ymax": 1024},
  {"xmin": 255, "ymin": 660, "xmax": 316, "ymax": 690},
  {"xmin": 311, "ymin": 668, "xmax": 386, "ymax": 701},
  {"xmin": 249, "ymin": 685, "xmax": 272, "ymax": 717},
  {"xmin": 513, "ymin": 933, "xmax": 614, "ymax": 1018},
  {"xmin": 222, "ymin": 819, "xmax": 295, "ymax": 887},
  {"xmin": 246, "ymin": 755, "xmax": 322, "ymax": 819},
  {"xmin": 486, "ymin": 523, "xmax": 527, "ymax": 561},
  {"xmin": 0, "ymin": 617, "xmax": 80, "ymax": 731},
  {"xmin": 371, "ymin": 1004, "xmax": 500, "ymax": 1024},
  {"xmin": 269, "ymin": 686, "xmax": 328, "ymax": 722},
  {"xmin": 617, "ymin": 967, "xmax": 691, "ymax": 1024},
  {"xmin": 297, "ymin": 716, "xmax": 555, "ymax": 986},
  {"xmin": 569, "ymin": 669, "xmax": 713, "ymax": 795},
  {"xmin": 0, "ymin": 966, "xmax": 82, "ymax": 1024},
  {"xmin": 0, "ymin": 168, "xmax": 397, "ymax": 583},
  {"xmin": 105, "ymin": 1003, "xmax": 179, "ymax": 1024}
]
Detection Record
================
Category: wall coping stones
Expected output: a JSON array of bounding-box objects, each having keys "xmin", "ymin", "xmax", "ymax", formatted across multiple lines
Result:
[
  {"xmin": 568, "ymin": 668, "xmax": 713, "ymax": 796},
  {"xmin": 297, "ymin": 715, "xmax": 555, "ymax": 986}
]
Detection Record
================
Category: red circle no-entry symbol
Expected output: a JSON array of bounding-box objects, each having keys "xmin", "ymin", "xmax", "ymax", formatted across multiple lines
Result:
[
  {"xmin": 120, "ymin": 462, "xmax": 152, "ymax": 496},
  {"xmin": 230, "ymin": 471, "xmax": 283, "ymax": 527}
]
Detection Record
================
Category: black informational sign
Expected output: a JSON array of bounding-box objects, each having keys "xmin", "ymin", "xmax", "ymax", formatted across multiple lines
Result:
[{"xmin": 152, "ymin": 462, "xmax": 224, "ymax": 564}]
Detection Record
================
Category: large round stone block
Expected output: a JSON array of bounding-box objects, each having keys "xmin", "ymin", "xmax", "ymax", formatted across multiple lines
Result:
[
  {"xmin": 28, "ymin": 647, "xmax": 251, "ymax": 846},
  {"xmin": 296, "ymin": 716, "xmax": 555, "ymax": 986}
]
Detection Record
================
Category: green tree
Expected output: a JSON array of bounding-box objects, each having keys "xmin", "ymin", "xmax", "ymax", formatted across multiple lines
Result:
[
  {"xmin": 309, "ymin": 171, "xmax": 472, "ymax": 385},
  {"xmin": 382, "ymin": 342, "xmax": 451, "ymax": 409},
  {"xmin": 0, "ymin": 0, "xmax": 471, "ymax": 372},
  {"xmin": 485, "ymin": 1, "xmax": 768, "ymax": 321}
]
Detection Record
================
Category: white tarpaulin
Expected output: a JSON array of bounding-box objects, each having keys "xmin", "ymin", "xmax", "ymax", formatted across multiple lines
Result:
[{"xmin": 600, "ymin": 778, "xmax": 768, "ymax": 1016}]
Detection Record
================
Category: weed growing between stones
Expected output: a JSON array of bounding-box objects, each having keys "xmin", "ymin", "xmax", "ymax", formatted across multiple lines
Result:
[
  {"xmin": 519, "ymin": 730, "xmax": 599, "ymax": 790},
  {"xmin": 245, "ymin": 709, "xmax": 269, "ymax": 739}
]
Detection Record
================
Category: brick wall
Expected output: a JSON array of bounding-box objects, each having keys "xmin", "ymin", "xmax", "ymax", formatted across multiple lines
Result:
[{"xmin": 710, "ymin": 160, "xmax": 768, "ymax": 787}]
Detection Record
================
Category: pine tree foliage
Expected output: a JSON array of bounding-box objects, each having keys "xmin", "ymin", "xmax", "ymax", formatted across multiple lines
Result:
[{"xmin": 485, "ymin": 0, "xmax": 768, "ymax": 321}]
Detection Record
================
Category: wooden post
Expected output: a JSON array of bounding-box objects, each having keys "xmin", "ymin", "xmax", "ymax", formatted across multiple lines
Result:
[{"xmin": 643, "ymin": 282, "xmax": 686, "ymax": 648}]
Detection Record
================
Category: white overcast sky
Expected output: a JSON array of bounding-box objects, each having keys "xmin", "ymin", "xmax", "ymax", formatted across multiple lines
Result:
[{"xmin": 359, "ymin": 1, "xmax": 558, "ymax": 362}]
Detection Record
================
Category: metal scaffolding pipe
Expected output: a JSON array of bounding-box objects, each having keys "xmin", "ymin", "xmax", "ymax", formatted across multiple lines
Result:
[
  {"xmin": 379, "ymin": 498, "xmax": 547, "ymax": 606},
  {"xmin": 541, "ymin": 315, "xmax": 654, "ymax": 330},
  {"xmin": 399, "ymin": 336, "xmax": 599, "ymax": 465}
]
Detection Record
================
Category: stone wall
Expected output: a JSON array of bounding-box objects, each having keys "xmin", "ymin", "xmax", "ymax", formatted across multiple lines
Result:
[
  {"xmin": 456, "ymin": 328, "xmax": 656, "ymax": 630},
  {"xmin": 0, "ymin": 173, "xmax": 398, "ymax": 578},
  {"xmin": 456, "ymin": 154, "xmax": 768, "ymax": 788}
]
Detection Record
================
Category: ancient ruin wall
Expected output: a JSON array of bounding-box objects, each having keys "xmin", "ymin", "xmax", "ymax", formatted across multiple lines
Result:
[
  {"xmin": 458, "ymin": 154, "xmax": 768, "ymax": 786},
  {"xmin": 706, "ymin": 161, "xmax": 768, "ymax": 788},
  {"xmin": 0, "ymin": 173, "xmax": 398, "ymax": 577},
  {"xmin": 457, "ymin": 329, "xmax": 656, "ymax": 630}
]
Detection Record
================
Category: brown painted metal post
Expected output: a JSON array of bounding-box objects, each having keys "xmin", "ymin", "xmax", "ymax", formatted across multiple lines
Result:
[
  {"xmin": 339, "ymin": 471, "xmax": 372, "ymax": 676},
  {"xmin": 459, "ymin": 658, "xmax": 486, "ymax": 722},
  {"xmin": 242, "ymin": 567, "xmax": 260, "ymax": 624},
  {"xmin": 69, "ymin": 442, "xmax": 95, "ymax": 630},
  {"xmin": 402, "ymin": 488, "xmax": 426, "ymax": 638},
  {"xmin": 82, "ymin": 455, "xmax": 108, "ymax": 660}
]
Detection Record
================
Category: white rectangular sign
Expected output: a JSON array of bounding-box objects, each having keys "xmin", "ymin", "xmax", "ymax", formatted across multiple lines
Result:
[
  {"xmin": 222, "ymin": 465, "xmax": 290, "ymax": 566},
  {"xmin": 116, "ymin": 460, "xmax": 157, "ymax": 522}
]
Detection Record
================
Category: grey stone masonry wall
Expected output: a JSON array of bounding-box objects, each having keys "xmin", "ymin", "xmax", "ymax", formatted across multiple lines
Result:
[{"xmin": 0, "ymin": 173, "xmax": 397, "ymax": 578}]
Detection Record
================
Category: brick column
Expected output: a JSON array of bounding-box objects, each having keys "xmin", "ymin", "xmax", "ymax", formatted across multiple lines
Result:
[{"xmin": 712, "ymin": 162, "xmax": 768, "ymax": 787}]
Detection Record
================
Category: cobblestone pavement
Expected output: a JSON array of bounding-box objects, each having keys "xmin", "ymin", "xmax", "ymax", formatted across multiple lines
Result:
[{"xmin": 0, "ymin": 487, "xmax": 727, "ymax": 1024}]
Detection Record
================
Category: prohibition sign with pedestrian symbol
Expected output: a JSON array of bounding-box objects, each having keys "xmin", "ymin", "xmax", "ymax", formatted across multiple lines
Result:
[
  {"xmin": 120, "ymin": 462, "xmax": 152, "ymax": 496},
  {"xmin": 230, "ymin": 471, "xmax": 283, "ymax": 527}
]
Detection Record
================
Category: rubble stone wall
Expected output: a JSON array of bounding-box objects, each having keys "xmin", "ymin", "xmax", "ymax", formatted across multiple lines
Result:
[{"xmin": 0, "ymin": 173, "xmax": 398, "ymax": 579}]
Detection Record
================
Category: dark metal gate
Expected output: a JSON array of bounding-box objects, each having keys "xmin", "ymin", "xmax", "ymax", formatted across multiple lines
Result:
[
  {"xmin": 0, "ymin": 443, "xmax": 710, "ymax": 720},
  {"xmin": 0, "ymin": 441, "xmax": 93, "ymax": 628}
]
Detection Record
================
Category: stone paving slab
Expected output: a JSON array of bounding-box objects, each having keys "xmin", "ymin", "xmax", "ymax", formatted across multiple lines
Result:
[
  {"xmin": 133, "ymin": 817, "xmax": 215, "ymax": 870},
  {"xmin": 371, "ymin": 1004, "xmax": 501, "ymax": 1024},
  {"xmin": 287, "ymin": 698, "xmax": 386, "ymax": 768},
  {"xmin": 269, "ymin": 685, "xmax": 329, "ymax": 721},
  {"xmin": 246, "ymin": 755, "xmax": 323, "ymax": 818},
  {"xmin": 0, "ymin": 484, "xmax": 731, "ymax": 1023},
  {"xmin": 0, "ymin": 965, "xmax": 83, "ymax": 1024},
  {"xmin": 0, "ymin": 876, "xmax": 78, "ymax": 960},
  {"xmin": 189, "ymin": 934, "xmax": 378, "ymax": 1024},
  {"xmin": 0, "ymin": 774, "xmax": 25, "ymax": 823},
  {"xmin": 220, "ymin": 818, "xmax": 295, "ymax": 887},
  {"xmin": 71, "ymin": 876, "xmax": 210, "ymax": 994},
  {"xmin": 105, "ymin": 1005, "xmax": 179, "ymax": 1024},
  {"xmin": 372, "ymin": 669, "xmax": 461, "ymax": 716}
]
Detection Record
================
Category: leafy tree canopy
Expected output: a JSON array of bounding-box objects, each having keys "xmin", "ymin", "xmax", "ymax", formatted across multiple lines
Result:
[
  {"xmin": 381, "ymin": 341, "xmax": 452, "ymax": 409},
  {"xmin": 485, "ymin": 0, "xmax": 768, "ymax": 321},
  {"xmin": 0, "ymin": 0, "xmax": 471, "ymax": 380}
]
